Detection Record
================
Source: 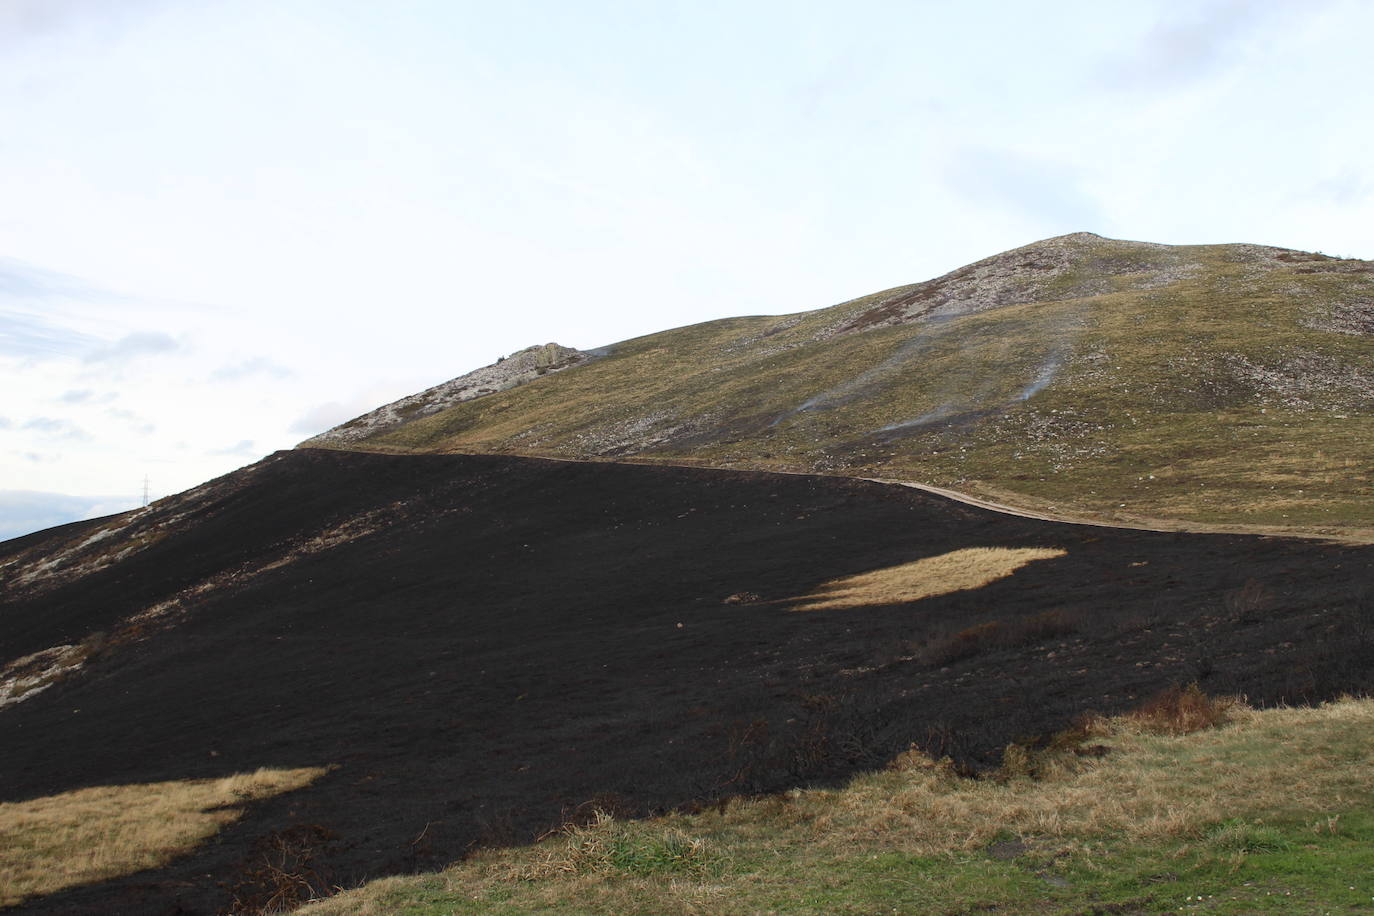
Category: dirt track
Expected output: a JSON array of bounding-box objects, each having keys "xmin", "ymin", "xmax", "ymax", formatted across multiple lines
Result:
[
  {"xmin": 3, "ymin": 450, "xmax": 1372, "ymax": 914},
  {"xmin": 865, "ymin": 477, "xmax": 1143, "ymax": 528},
  {"xmin": 418, "ymin": 446, "xmax": 1370, "ymax": 541}
]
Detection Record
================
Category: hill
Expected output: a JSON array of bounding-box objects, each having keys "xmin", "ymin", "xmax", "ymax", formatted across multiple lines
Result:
[
  {"xmin": 302, "ymin": 232, "xmax": 1374, "ymax": 536},
  {"xmin": 5, "ymin": 231, "xmax": 1374, "ymax": 913},
  {"xmin": 2, "ymin": 450, "xmax": 1373, "ymax": 913}
]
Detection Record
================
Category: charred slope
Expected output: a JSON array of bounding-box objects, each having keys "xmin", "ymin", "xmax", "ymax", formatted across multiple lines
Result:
[{"xmin": 2, "ymin": 450, "xmax": 1373, "ymax": 914}]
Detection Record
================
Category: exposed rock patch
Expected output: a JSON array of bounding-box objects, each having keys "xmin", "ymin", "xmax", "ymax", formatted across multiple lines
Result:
[
  {"xmin": 1218, "ymin": 350, "xmax": 1374, "ymax": 411},
  {"xmin": 298, "ymin": 343, "xmax": 595, "ymax": 447},
  {"xmin": 0, "ymin": 645, "xmax": 79, "ymax": 709},
  {"xmin": 1303, "ymin": 298, "xmax": 1374, "ymax": 336}
]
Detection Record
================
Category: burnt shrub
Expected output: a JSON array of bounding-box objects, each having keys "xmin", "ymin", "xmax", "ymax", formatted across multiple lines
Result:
[
  {"xmin": 923, "ymin": 610, "xmax": 1078, "ymax": 666},
  {"xmin": 225, "ymin": 824, "xmax": 340, "ymax": 915},
  {"xmin": 1128, "ymin": 683, "xmax": 1235, "ymax": 735},
  {"xmin": 1004, "ymin": 609, "xmax": 1078, "ymax": 646},
  {"xmin": 924, "ymin": 621, "xmax": 1003, "ymax": 666},
  {"xmin": 1224, "ymin": 578, "xmax": 1275, "ymax": 624}
]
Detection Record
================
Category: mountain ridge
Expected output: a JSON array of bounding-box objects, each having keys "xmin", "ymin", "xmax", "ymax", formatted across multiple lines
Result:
[{"xmin": 298, "ymin": 232, "xmax": 1374, "ymax": 536}]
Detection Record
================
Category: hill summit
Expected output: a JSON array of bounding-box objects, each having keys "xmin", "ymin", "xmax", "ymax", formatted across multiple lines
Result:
[{"xmin": 301, "ymin": 232, "xmax": 1374, "ymax": 535}]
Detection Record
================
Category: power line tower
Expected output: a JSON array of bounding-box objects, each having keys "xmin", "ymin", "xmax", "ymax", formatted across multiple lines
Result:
[{"xmin": 142, "ymin": 475, "xmax": 151, "ymax": 508}]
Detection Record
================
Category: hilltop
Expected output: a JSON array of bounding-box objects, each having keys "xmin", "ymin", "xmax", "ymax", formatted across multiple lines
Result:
[{"xmin": 302, "ymin": 232, "xmax": 1374, "ymax": 536}]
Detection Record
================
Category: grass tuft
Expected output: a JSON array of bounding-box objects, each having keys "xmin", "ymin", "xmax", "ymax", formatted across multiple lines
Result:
[
  {"xmin": 1128, "ymin": 682, "xmax": 1236, "ymax": 735},
  {"xmin": 504, "ymin": 811, "xmax": 724, "ymax": 881},
  {"xmin": 1205, "ymin": 819, "xmax": 1292, "ymax": 854}
]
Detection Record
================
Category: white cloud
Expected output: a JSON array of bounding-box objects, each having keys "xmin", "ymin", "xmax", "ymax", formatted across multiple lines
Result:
[
  {"xmin": 0, "ymin": 309, "xmax": 96, "ymax": 360},
  {"xmin": 0, "ymin": 0, "xmax": 163, "ymax": 42},
  {"xmin": 946, "ymin": 148, "xmax": 1107, "ymax": 237},
  {"xmin": 1102, "ymin": 0, "xmax": 1308, "ymax": 91},
  {"xmin": 83, "ymin": 331, "xmax": 181, "ymax": 364},
  {"xmin": 0, "ymin": 489, "xmax": 135, "ymax": 542},
  {"xmin": 208, "ymin": 356, "xmax": 293, "ymax": 383},
  {"xmin": 1306, "ymin": 172, "xmax": 1370, "ymax": 208},
  {"xmin": 289, "ymin": 401, "xmax": 370, "ymax": 437},
  {"xmin": 210, "ymin": 439, "xmax": 259, "ymax": 457},
  {"xmin": 20, "ymin": 417, "xmax": 91, "ymax": 441}
]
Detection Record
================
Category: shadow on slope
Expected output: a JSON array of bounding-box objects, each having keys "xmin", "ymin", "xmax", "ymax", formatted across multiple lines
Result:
[{"xmin": 1, "ymin": 451, "xmax": 1372, "ymax": 913}]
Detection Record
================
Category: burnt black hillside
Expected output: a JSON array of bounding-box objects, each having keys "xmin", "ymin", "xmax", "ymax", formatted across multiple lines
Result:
[{"xmin": 2, "ymin": 450, "xmax": 1372, "ymax": 914}]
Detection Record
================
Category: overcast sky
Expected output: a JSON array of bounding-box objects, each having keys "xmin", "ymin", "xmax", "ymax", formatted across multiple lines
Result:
[{"xmin": 2, "ymin": 0, "xmax": 1370, "ymax": 540}]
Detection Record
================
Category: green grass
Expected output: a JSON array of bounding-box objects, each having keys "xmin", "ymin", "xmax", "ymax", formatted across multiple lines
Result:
[
  {"xmin": 305, "ymin": 697, "xmax": 1374, "ymax": 915},
  {"xmin": 310, "ymin": 235, "xmax": 1374, "ymax": 537}
]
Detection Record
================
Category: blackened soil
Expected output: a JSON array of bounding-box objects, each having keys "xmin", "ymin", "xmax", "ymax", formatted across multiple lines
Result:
[{"xmin": 2, "ymin": 450, "xmax": 1372, "ymax": 914}]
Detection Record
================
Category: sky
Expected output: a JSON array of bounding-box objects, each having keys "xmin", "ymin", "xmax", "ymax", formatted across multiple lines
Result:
[{"xmin": 1, "ymin": 0, "xmax": 1371, "ymax": 540}]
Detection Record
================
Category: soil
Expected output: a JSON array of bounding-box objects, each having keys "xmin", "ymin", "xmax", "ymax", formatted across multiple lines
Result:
[{"xmin": 2, "ymin": 450, "xmax": 1373, "ymax": 914}]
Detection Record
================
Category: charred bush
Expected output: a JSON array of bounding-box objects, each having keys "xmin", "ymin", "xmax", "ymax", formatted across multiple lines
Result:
[
  {"xmin": 224, "ymin": 824, "xmax": 340, "ymax": 915},
  {"xmin": 923, "ymin": 610, "xmax": 1078, "ymax": 666},
  {"xmin": 1128, "ymin": 683, "xmax": 1235, "ymax": 735}
]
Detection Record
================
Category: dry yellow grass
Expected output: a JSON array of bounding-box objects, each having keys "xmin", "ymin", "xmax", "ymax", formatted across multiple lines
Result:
[
  {"xmin": 791, "ymin": 547, "xmax": 1066, "ymax": 611},
  {"xmin": 0, "ymin": 766, "xmax": 326, "ymax": 907},
  {"xmin": 798, "ymin": 697, "xmax": 1374, "ymax": 855}
]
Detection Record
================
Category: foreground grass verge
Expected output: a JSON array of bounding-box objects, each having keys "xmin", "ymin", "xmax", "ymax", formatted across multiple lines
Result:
[
  {"xmin": 0, "ymin": 766, "xmax": 326, "ymax": 907},
  {"xmin": 305, "ymin": 696, "xmax": 1374, "ymax": 915}
]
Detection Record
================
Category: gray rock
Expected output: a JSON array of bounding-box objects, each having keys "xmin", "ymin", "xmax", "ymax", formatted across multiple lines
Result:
[{"xmin": 299, "ymin": 343, "xmax": 594, "ymax": 446}]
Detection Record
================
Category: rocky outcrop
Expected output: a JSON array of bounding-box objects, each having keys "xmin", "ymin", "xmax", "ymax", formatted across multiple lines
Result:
[{"xmin": 298, "ymin": 343, "xmax": 593, "ymax": 447}]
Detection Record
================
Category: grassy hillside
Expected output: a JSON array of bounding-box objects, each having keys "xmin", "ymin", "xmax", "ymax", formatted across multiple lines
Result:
[
  {"xmin": 304, "ymin": 694, "xmax": 1374, "ymax": 915},
  {"xmin": 312, "ymin": 233, "xmax": 1374, "ymax": 535}
]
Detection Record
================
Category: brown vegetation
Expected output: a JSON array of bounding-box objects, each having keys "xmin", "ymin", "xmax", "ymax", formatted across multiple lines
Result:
[
  {"xmin": 0, "ymin": 768, "xmax": 325, "ymax": 908},
  {"xmin": 922, "ymin": 608, "xmax": 1080, "ymax": 666},
  {"xmin": 1128, "ymin": 682, "xmax": 1237, "ymax": 735}
]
